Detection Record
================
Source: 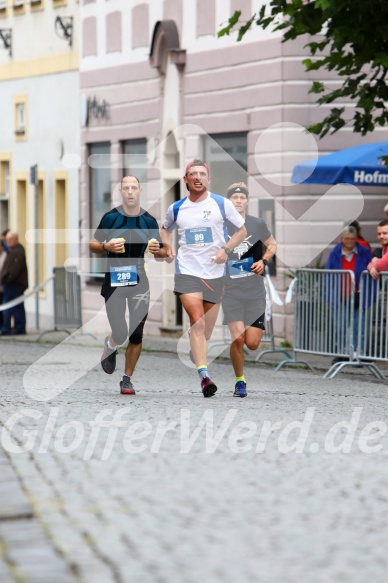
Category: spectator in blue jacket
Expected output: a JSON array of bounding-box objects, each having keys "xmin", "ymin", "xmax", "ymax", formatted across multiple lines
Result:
[{"xmin": 326, "ymin": 226, "xmax": 372, "ymax": 364}]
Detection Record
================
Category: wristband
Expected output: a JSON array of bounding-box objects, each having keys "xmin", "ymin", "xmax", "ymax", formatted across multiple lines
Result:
[
  {"xmin": 262, "ymin": 258, "xmax": 269, "ymax": 267},
  {"xmin": 221, "ymin": 246, "xmax": 231, "ymax": 256},
  {"xmin": 102, "ymin": 242, "xmax": 107, "ymax": 252}
]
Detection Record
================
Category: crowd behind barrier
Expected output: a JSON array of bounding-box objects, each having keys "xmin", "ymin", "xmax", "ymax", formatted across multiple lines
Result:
[
  {"xmin": 4, "ymin": 267, "xmax": 388, "ymax": 383},
  {"xmin": 278, "ymin": 268, "xmax": 387, "ymax": 381}
]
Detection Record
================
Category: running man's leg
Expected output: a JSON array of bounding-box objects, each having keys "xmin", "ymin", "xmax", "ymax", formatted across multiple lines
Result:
[
  {"xmin": 228, "ymin": 320, "xmax": 246, "ymax": 378},
  {"xmin": 125, "ymin": 315, "xmax": 148, "ymax": 377},
  {"xmin": 102, "ymin": 289, "xmax": 128, "ymax": 374},
  {"xmin": 244, "ymin": 325, "xmax": 264, "ymax": 352},
  {"xmin": 105, "ymin": 289, "xmax": 128, "ymax": 346},
  {"xmin": 180, "ymin": 293, "xmax": 207, "ymax": 366},
  {"xmin": 180, "ymin": 293, "xmax": 219, "ymax": 397},
  {"xmin": 203, "ymin": 299, "xmax": 220, "ymax": 341},
  {"xmin": 228, "ymin": 323, "xmax": 264, "ymax": 377},
  {"xmin": 122, "ymin": 279, "xmax": 150, "ymax": 385}
]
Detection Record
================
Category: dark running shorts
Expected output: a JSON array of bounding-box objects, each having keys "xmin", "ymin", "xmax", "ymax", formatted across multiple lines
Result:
[
  {"xmin": 174, "ymin": 274, "xmax": 225, "ymax": 305},
  {"xmin": 222, "ymin": 294, "xmax": 266, "ymax": 329},
  {"xmin": 101, "ymin": 273, "xmax": 150, "ymax": 344}
]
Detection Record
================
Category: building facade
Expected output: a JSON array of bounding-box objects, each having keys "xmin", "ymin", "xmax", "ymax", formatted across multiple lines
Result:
[
  {"xmin": 0, "ymin": 0, "xmax": 80, "ymax": 329},
  {"xmin": 80, "ymin": 0, "xmax": 387, "ymax": 340}
]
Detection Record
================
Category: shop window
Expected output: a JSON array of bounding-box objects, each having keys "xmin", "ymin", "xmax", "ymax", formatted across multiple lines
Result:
[
  {"xmin": 0, "ymin": 0, "xmax": 8, "ymax": 17},
  {"xmin": 89, "ymin": 142, "xmax": 111, "ymax": 277},
  {"xmin": 54, "ymin": 174, "xmax": 67, "ymax": 267}
]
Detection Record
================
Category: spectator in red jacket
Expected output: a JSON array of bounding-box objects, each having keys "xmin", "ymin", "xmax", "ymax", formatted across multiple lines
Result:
[
  {"xmin": 367, "ymin": 220, "xmax": 388, "ymax": 279},
  {"xmin": 349, "ymin": 220, "xmax": 372, "ymax": 251}
]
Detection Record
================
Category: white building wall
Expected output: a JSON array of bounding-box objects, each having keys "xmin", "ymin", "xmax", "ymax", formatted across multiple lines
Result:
[{"xmin": 0, "ymin": 0, "xmax": 80, "ymax": 331}]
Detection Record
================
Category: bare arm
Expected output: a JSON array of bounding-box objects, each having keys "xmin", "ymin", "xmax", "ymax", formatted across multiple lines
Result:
[
  {"xmin": 161, "ymin": 226, "xmax": 176, "ymax": 263},
  {"xmin": 368, "ymin": 251, "xmax": 388, "ymax": 276},
  {"xmin": 212, "ymin": 225, "xmax": 247, "ymax": 264},
  {"xmin": 263, "ymin": 234, "xmax": 277, "ymax": 261},
  {"xmin": 251, "ymin": 234, "xmax": 277, "ymax": 275},
  {"xmin": 148, "ymin": 237, "xmax": 173, "ymax": 261},
  {"xmin": 89, "ymin": 237, "xmax": 125, "ymax": 254}
]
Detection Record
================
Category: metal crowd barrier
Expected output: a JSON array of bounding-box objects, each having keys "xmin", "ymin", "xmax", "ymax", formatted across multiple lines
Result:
[
  {"xmin": 0, "ymin": 276, "xmax": 53, "ymax": 312},
  {"xmin": 255, "ymin": 274, "xmax": 292, "ymax": 361},
  {"xmin": 357, "ymin": 270, "xmax": 388, "ymax": 364},
  {"xmin": 277, "ymin": 268, "xmax": 385, "ymax": 380},
  {"xmin": 37, "ymin": 266, "xmax": 83, "ymax": 341}
]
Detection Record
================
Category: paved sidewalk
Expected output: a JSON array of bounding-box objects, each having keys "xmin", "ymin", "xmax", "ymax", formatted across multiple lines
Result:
[
  {"xmin": 1, "ymin": 333, "xmax": 388, "ymax": 582},
  {"xmin": 0, "ymin": 448, "xmax": 77, "ymax": 583},
  {"xmin": 4, "ymin": 328, "xmax": 388, "ymax": 378}
]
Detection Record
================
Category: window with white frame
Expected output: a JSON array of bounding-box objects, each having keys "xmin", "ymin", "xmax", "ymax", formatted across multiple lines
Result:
[
  {"xmin": 15, "ymin": 102, "xmax": 25, "ymax": 135},
  {"xmin": 0, "ymin": 161, "xmax": 10, "ymax": 197}
]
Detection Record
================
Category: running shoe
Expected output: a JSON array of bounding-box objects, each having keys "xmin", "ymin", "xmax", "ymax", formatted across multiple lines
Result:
[
  {"xmin": 201, "ymin": 376, "xmax": 217, "ymax": 398},
  {"xmin": 120, "ymin": 375, "xmax": 136, "ymax": 395},
  {"xmin": 101, "ymin": 336, "xmax": 117, "ymax": 374},
  {"xmin": 233, "ymin": 381, "xmax": 247, "ymax": 398}
]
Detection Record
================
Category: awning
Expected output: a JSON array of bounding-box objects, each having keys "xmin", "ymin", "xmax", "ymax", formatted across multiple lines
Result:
[{"xmin": 291, "ymin": 142, "xmax": 388, "ymax": 186}]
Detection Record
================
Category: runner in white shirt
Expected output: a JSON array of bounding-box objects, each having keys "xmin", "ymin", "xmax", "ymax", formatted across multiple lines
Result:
[{"xmin": 162, "ymin": 159, "xmax": 246, "ymax": 397}]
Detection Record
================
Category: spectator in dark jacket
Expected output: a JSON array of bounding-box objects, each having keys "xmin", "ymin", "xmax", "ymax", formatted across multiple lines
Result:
[
  {"xmin": 0, "ymin": 238, "xmax": 6, "ymax": 329},
  {"xmin": 326, "ymin": 226, "xmax": 372, "ymax": 363},
  {"xmin": 0, "ymin": 231, "xmax": 28, "ymax": 335}
]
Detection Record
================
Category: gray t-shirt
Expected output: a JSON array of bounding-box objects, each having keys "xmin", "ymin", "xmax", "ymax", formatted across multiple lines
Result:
[{"xmin": 225, "ymin": 214, "xmax": 271, "ymax": 299}]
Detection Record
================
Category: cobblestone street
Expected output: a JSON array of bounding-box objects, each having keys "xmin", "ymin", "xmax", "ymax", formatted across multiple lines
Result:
[{"xmin": 1, "ymin": 337, "xmax": 388, "ymax": 583}]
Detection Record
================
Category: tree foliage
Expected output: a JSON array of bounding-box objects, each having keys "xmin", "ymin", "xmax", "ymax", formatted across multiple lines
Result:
[{"xmin": 218, "ymin": 1, "xmax": 388, "ymax": 137}]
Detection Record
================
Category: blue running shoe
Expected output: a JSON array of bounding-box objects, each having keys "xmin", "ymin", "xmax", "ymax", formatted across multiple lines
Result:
[{"xmin": 233, "ymin": 381, "xmax": 247, "ymax": 398}]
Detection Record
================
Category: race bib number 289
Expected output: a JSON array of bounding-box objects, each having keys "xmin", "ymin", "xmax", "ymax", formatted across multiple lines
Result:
[{"xmin": 110, "ymin": 265, "xmax": 137, "ymax": 287}]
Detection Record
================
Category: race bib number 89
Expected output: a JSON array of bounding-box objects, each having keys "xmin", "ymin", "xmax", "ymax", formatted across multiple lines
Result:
[{"xmin": 185, "ymin": 227, "xmax": 213, "ymax": 246}]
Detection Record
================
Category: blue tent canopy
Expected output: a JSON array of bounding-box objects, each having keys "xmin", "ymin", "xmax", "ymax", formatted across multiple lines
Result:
[{"xmin": 291, "ymin": 142, "xmax": 388, "ymax": 186}]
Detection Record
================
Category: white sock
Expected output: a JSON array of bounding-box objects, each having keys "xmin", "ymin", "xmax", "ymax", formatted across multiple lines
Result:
[{"xmin": 107, "ymin": 339, "xmax": 117, "ymax": 350}]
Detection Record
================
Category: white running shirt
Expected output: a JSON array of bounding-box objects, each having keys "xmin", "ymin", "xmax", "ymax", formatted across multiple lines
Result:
[{"xmin": 163, "ymin": 192, "xmax": 244, "ymax": 279}]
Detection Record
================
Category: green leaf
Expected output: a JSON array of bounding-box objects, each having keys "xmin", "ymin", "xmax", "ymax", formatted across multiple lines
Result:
[
  {"xmin": 218, "ymin": 11, "xmax": 242, "ymax": 38},
  {"xmin": 315, "ymin": 0, "xmax": 331, "ymax": 10},
  {"xmin": 218, "ymin": 0, "xmax": 388, "ymax": 138},
  {"xmin": 309, "ymin": 81, "xmax": 325, "ymax": 94},
  {"xmin": 237, "ymin": 15, "xmax": 256, "ymax": 42}
]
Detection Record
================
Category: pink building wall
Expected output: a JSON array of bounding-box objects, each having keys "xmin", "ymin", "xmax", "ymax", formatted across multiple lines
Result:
[{"xmin": 80, "ymin": 0, "xmax": 388, "ymax": 340}]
